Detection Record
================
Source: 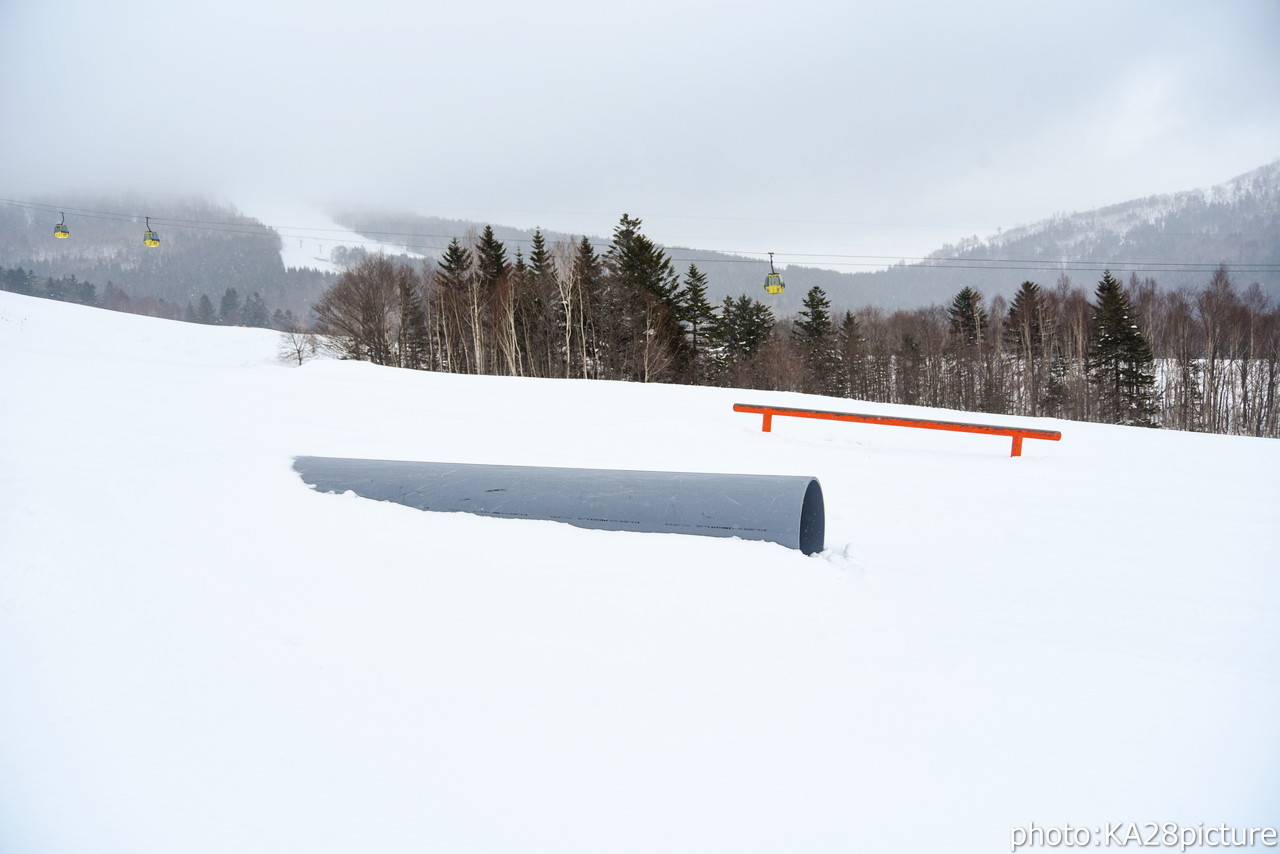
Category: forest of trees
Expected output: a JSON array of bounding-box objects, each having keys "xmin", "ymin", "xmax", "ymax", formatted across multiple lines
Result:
[
  {"xmin": 0, "ymin": 265, "xmax": 301, "ymax": 331},
  {"xmin": 309, "ymin": 215, "xmax": 1280, "ymax": 439},
  {"xmin": 0, "ymin": 198, "xmax": 339, "ymax": 317}
]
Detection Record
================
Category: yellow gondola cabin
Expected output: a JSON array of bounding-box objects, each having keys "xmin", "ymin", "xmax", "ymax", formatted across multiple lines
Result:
[{"xmin": 764, "ymin": 252, "xmax": 784, "ymax": 295}]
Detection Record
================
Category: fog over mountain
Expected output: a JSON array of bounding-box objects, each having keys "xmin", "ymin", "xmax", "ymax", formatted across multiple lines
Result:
[
  {"xmin": 671, "ymin": 159, "xmax": 1280, "ymax": 314},
  {"xmin": 2, "ymin": 160, "xmax": 1278, "ymax": 319},
  {"xmin": 315, "ymin": 160, "xmax": 1280, "ymax": 313},
  {"xmin": 5, "ymin": 0, "xmax": 1278, "ymax": 298},
  {"xmin": 5, "ymin": 160, "xmax": 1274, "ymax": 320}
]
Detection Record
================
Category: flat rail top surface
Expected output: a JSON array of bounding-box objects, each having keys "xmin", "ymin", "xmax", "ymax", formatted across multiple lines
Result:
[{"xmin": 733, "ymin": 403, "xmax": 1062, "ymax": 440}]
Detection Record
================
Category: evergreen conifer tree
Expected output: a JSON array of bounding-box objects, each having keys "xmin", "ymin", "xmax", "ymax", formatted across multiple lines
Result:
[
  {"xmin": 793, "ymin": 285, "xmax": 841, "ymax": 395},
  {"xmin": 569, "ymin": 236, "xmax": 604, "ymax": 378},
  {"xmin": 271, "ymin": 308, "xmax": 298, "ymax": 331},
  {"xmin": 434, "ymin": 237, "xmax": 477, "ymax": 372},
  {"xmin": 1043, "ymin": 351, "xmax": 1070, "ymax": 417},
  {"xmin": 678, "ymin": 264, "xmax": 717, "ymax": 383},
  {"xmin": 946, "ymin": 286, "xmax": 990, "ymax": 409},
  {"xmin": 437, "ymin": 238, "xmax": 474, "ymax": 289},
  {"xmin": 475, "ymin": 225, "xmax": 509, "ymax": 290},
  {"xmin": 1004, "ymin": 281, "xmax": 1047, "ymax": 415},
  {"xmin": 838, "ymin": 310, "xmax": 867, "ymax": 399},
  {"xmin": 947, "ymin": 286, "xmax": 988, "ymax": 345},
  {"xmin": 710, "ymin": 294, "xmax": 775, "ymax": 382},
  {"xmin": 571, "ymin": 235, "xmax": 601, "ymax": 286},
  {"xmin": 528, "ymin": 229, "xmax": 553, "ymax": 279},
  {"xmin": 514, "ymin": 229, "xmax": 563, "ymax": 378},
  {"xmin": 196, "ymin": 293, "xmax": 217, "ymax": 325},
  {"xmin": 218, "ymin": 288, "xmax": 241, "ymax": 326},
  {"xmin": 1003, "ymin": 282, "xmax": 1044, "ymax": 354},
  {"xmin": 603, "ymin": 214, "xmax": 683, "ymax": 380},
  {"xmin": 1, "ymin": 266, "xmax": 35, "ymax": 295},
  {"xmin": 467, "ymin": 226, "xmax": 509, "ymax": 373},
  {"xmin": 396, "ymin": 266, "xmax": 429, "ymax": 370},
  {"xmin": 241, "ymin": 292, "xmax": 270, "ymax": 328},
  {"xmin": 605, "ymin": 214, "xmax": 680, "ymax": 308},
  {"xmin": 1088, "ymin": 270, "xmax": 1158, "ymax": 426}
]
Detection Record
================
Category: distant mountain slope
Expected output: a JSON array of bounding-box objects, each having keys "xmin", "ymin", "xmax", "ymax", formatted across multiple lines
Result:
[
  {"xmin": 986, "ymin": 160, "xmax": 1280, "ymax": 258},
  {"xmin": 4, "ymin": 161, "xmax": 1276, "ymax": 319},
  {"xmin": 331, "ymin": 161, "xmax": 1280, "ymax": 313},
  {"xmin": 829, "ymin": 160, "xmax": 1280, "ymax": 311},
  {"xmin": 0, "ymin": 195, "xmax": 335, "ymax": 318}
]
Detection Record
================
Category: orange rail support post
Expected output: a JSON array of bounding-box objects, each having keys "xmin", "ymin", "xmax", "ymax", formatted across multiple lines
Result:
[{"xmin": 733, "ymin": 403, "xmax": 1061, "ymax": 457}]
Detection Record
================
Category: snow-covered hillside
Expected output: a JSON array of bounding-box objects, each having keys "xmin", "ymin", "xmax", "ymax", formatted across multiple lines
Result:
[
  {"xmin": 231, "ymin": 199, "xmax": 432, "ymax": 273},
  {"xmin": 2, "ymin": 291, "xmax": 1277, "ymax": 853},
  {"xmin": 973, "ymin": 160, "xmax": 1280, "ymax": 256}
]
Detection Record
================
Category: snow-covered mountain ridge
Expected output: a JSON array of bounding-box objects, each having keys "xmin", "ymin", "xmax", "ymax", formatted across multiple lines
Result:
[
  {"xmin": 977, "ymin": 159, "xmax": 1280, "ymax": 254},
  {"xmin": 793, "ymin": 159, "xmax": 1280, "ymax": 310}
]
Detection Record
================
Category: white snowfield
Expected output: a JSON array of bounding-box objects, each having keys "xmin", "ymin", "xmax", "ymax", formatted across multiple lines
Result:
[
  {"xmin": 1, "ymin": 290, "xmax": 1277, "ymax": 854},
  {"xmin": 230, "ymin": 199, "xmax": 432, "ymax": 273}
]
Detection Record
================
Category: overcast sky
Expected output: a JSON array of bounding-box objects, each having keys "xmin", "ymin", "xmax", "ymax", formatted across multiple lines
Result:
[{"xmin": 2, "ymin": 0, "xmax": 1278, "ymax": 269}]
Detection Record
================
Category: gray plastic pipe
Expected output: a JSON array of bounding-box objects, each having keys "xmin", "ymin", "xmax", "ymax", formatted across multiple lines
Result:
[{"xmin": 294, "ymin": 456, "xmax": 825, "ymax": 555}]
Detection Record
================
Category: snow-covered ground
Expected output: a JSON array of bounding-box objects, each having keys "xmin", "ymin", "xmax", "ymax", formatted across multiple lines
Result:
[
  {"xmin": 2, "ymin": 290, "xmax": 1277, "ymax": 853},
  {"xmin": 230, "ymin": 198, "xmax": 428, "ymax": 272}
]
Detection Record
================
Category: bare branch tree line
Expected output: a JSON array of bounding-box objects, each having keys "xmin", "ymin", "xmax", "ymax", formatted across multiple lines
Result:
[{"xmin": 309, "ymin": 215, "xmax": 1280, "ymax": 439}]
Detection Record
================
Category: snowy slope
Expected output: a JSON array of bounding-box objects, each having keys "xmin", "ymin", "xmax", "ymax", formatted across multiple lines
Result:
[
  {"xmin": 977, "ymin": 160, "xmax": 1280, "ymax": 254},
  {"xmin": 2, "ymin": 291, "xmax": 1278, "ymax": 854},
  {"xmin": 231, "ymin": 199, "xmax": 430, "ymax": 272}
]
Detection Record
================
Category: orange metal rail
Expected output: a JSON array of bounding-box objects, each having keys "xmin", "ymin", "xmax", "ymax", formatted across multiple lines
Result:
[{"xmin": 733, "ymin": 403, "xmax": 1062, "ymax": 457}]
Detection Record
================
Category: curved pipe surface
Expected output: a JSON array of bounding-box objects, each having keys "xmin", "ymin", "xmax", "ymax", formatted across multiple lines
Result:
[{"xmin": 294, "ymin": 456, "xmax": 825, "ymax": 555}]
